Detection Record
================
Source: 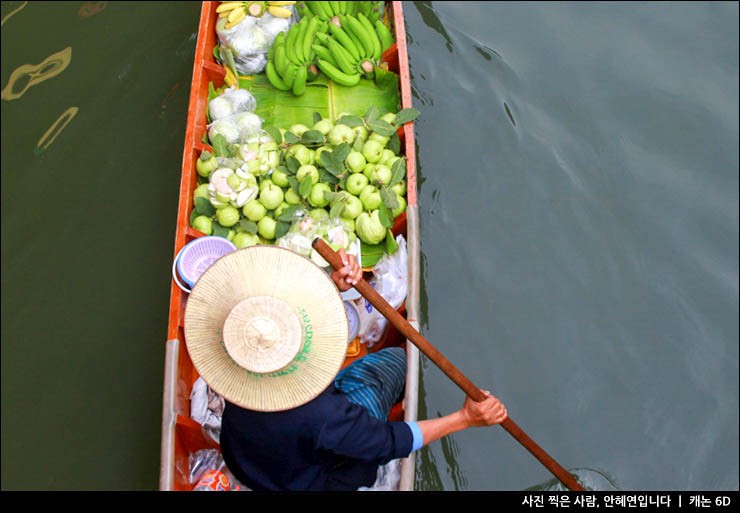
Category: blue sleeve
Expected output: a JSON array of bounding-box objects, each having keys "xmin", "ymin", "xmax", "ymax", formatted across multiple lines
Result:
[
  {"xmin": 315, "ymin": 390, "xmax": 415, "ymax": 462},
  {"xmin": 405, "ymin": 421, "xmax": 424, "ymax": 452}
]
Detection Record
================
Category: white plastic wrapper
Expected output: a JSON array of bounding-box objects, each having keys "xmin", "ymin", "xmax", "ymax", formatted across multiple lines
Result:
[
  {"xmin": 355, "ymin": 235, "xmax": 408, "ymax": 347},
  {"xmin": 216, "ymin": 12, "xmax": 293, "ymax": 75},
  {"xmin": 208, "ymin": 111, "xmax": 263, "ymax": 146},
  {"xmin": 208, "ymin": 86, "xmax": 256, "ymax": 121}
]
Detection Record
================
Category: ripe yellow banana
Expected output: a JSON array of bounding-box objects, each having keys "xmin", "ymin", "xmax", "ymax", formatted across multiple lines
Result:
[
  {"xmin": 225, "ymin": 6, "xmax": 247, "ymax": 28},
  {"xmin": 267, "ymin": 5, "xmax": 292, "ymax": 18},
  {"xmin": 217, "ymin": 2, "xmax": 245, "ymax": 14}
]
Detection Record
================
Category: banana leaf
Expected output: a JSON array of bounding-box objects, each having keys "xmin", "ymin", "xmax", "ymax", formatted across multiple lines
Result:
[{"xmin": 240, "ymin": 72, "xmax": 400, "ymax": 129}]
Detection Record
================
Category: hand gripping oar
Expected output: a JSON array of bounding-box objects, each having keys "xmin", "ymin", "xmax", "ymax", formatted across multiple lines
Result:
[{"xmin": 312, "ymin": 238, "xmax": 584, "ymax": 491}]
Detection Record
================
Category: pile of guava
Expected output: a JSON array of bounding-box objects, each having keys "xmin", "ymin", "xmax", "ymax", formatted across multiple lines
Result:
[{"xmin": 190, "ymin": 103, "xmax": 419, "ymax": 263}]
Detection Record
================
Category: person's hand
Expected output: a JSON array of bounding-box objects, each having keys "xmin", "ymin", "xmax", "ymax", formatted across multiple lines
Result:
[
  {"xmin": 330, "ymin": 248, "xmax": 362, "ymax": 292},
  {"xmin": 461, "ymin": 390, "xmax": 508, "ymax": 428}
]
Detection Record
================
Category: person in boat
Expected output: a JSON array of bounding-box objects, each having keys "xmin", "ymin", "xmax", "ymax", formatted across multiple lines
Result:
[{"xmin": 215, "ymin": 248, "xmax": 509, "ymax": 491}]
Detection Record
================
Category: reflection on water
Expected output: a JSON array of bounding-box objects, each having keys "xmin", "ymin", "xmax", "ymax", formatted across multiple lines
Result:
[
  {"xmin": 525, "ymin": 468, "xmax": 620, "ymax": 492},
  {"xmin": 0, "ymin": 1, "xmax": 27, "ymax": 27},
  {"xmin": 35, "ymin": 106, "xmax": 78, "ymax": 154},
  {"xmin": 77, "ymin": 1, "xmax": 107, "ymax": 19},
  {"xmin": 1, "ymin": 46, "xmax": 72, "ymax": 101}
]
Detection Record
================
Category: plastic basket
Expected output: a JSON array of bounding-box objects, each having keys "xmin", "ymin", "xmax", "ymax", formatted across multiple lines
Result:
[{"xmin": 172, "ymin": 236, "xmax": 237, "ymax": 293}]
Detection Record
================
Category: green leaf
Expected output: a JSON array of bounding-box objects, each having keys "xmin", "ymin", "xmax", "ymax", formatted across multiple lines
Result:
[
  {"xmin": 332, "ymin": 142, "xmax": 351, "ymax": 163},
  {"xmin": 211, "ymin": 133, "xmax": 229, "ymax": 157},
  {"xmin": 212, "ymin": 222, "xmax": 230, "ymax": 238},
  {"xmin": 277, "ymin": 205, "xmax": 304, "ymax": 222},
  {"xmin": 189, "ymin": 208, "xmax": 199, "ymax": 226},
  {"xmin": 380, "ymin": 185, "xmax": 399, "ymax": 209},
  {"xmin": 319, "ymin": 169, "xmax": 339, "ymax": 187},
  {"xmin": 365, "ymin": 105, "xmax": 380, "ymax": 124},
  {"xmin": 324, "ymin": 191, "xmax": 342, "ymax": 204},
  {"xmin": 263, "ymin": 126, "xmax": 283, "ymax": 145},
  {"xmin": 320, "ymin": 151, "xmax": 343, "ymax": 177},
  {"xmin": 385, "ymin": 229, "xmax": 399, "ymax": 254},
  {"xmin": 388, "ymin": 132, "xmax": 401, "ymax": 155},
  {"xmin": 378, "ymin": 203, "xmax": 393, "ymax": 228},
  {"xmin": 301, "ymin": 130, "xmax": 325, "ymax": 146},
  {"xmin": 368, "ymin": 119, "xmax": 396, "ymax": 137},
  {"xmin": 238, "ymin": 219, "xmax": 258, "ymax": 234},
  {"xmin": 195, "ymin": 197, "xmax": 216, "ymax": 217},
  {"xmin": 395, "ymin": 108, "xmax": 421, "ymax": 125},
  {"xmin": 275, "ymin": 220, "xmax": 291, "ymax": 240},
  {"xmin": 313, "ymin": 111, "xmax": 322, "ymax": 125},
  {"xmin": 288, "ymin": 176, "xmax": 299, "ymax": 193},
  {"xmin": 199, "ymin": 150, "xmax": 213, "ymax": 161},
  {"xmin": 299, "ymin": 176, "xmax": 313, "ymax": 198},
  {"xmin": 329, "ymin": 201, "xmax": 345, "ymax": 219},
  {"xmin": 360, "ymin": 240, "xmax": 386, "ymax": 268},
  {"xmin": 227, "ymin": 143, "xmax": 240, "ymax": 159},
  {"xmin": 286, "ymin": 155, "xmax": 301, "ymax": 174},
  {"xmin": 337, "ymin": 114, "xmax": 364, "ymax": 127},
  {"xmin": 389, "ymin": 157, "xmax": 406, "ymax": 186},
  {"xmin": 284, "ymin": 131, "xmax": 300, "ymax": 145},
  {"xmin": 373, "ymin": 67, "xmax": 398, "ymax": 90}
]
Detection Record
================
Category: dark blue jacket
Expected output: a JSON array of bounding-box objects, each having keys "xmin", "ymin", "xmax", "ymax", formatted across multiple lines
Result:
[{"xmin": 220, "ymin": 385, "xmax": 414, "ymax": 491}]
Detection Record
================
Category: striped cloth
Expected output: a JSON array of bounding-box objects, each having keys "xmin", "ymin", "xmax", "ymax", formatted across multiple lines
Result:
[{"xmin": 334, "ymin": 347, "xmax": 406, "ymax": 421}]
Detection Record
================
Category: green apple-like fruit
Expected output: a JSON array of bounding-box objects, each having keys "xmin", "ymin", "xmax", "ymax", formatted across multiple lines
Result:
[
  {"xmin": 258, "ymin": 216, "xmax": 277, "ymax": 240},
  {"xmin": 359, "ymin": 185, "xmax": 382, "ymax": 211},
  {"xmin": 233, "ymin": 232, "xmax": 260, "ymax": 248},
  {"xmin": 284, "ymin": 187, "xmax": 302, "ymax": 205},
  {"xmin": 391, "ymin": 179, "xmax": 407, "ymax": 197},
  {"xmin": 286, "ymin": 144, "xmax": 312, "ymax": 166},
  {"xmin": 370, "ymin": 164, "xmax": 392, "ymax": 185},
  {"xmin": 380, "ymin": 112, "xmax": 396, "ymax": 125},
  {"xmin": 362, "ymin": 139, "xmax": 384, "ymax": 164},
  {"xmin": 341, "ymin": 193, "xmax": 364, "ymax": 220},
  {"xmin": 353, "ymin": 125, "xmax": 369, "ymax": 143},
  {"xmin": 289, "ymin": 123, "xmax": 310, "ymax": 137},
  {"xmin": 193, "ymin": 183, "xmax": 210, "ymax": 203},
  {"xmin": 259, "ymin": 178, "xmax": 274, "ymax": 191},
  {"xmin": 378, "ymin": 149, "xmax": 396, "ymax": 166},
  {"xmin": 362, "ymin": 163, "xmax": 376, "ymax": 180},
  {"xmin": 271, "ymin": 168, "xmax": 290, "ymax": 187},
  {"xmin": 308, "ymin": 182, "xmax": 332, "ymax": 207},
  {"xmin": 216, "ymin": 205, "xmax": 240, "ymax": 228},
  {"xmin": 259, "ymin": 183, "xmax": 284, "ymax": 210},
  {"xmin": 345, "ymin": 173, "xmax": 369, "ymax": 195},
  {"xmin": 191, "ymin": 215, "xmax": 213, "ymax": 235},
  {"xmin": 196, "ymin": 154, "xmax": 219, "ymax": 178},
  {"xmin": 242, "ymin": 199, "xmax": 267, "ymax": 221},
  {"xmin": 312, "ymin": 118, "xmax": 334, "ymax": 136},
  {"xmin": 368, "ymin": 132, "xmax": 390, "ymax": 148},
  {"xmin": 345, "ymin": 150, "xmax": 367, "ymax": 174},
  {"xmin": 328, "ymin": 124, "xmax": 356, "ymax": 147},
  {"xmin": 392, "ymin": 193, "xmax": 407, "ymax": 218},
  {"xmin": 296, "ymin": 164, "xmax": 319, "ymax": 185},
  {"xmin": 314, "ymin": 145, "xmax": 332, "ymax": 165}
]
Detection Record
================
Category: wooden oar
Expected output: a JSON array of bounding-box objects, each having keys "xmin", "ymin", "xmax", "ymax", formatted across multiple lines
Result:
[{"xmin": 312, "ymin": 238, "xmax": 585, "ymax": 492}]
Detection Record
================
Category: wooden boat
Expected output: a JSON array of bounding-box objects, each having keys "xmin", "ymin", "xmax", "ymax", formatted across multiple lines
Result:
[{"xmin": 159, "ymin": 1, "xmax": 420, "ymax": 491}]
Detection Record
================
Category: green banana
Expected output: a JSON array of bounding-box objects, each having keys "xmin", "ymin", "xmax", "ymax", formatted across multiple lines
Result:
[
  {"xmin": 324, "ymin": 33, "xmax": 357, "ymax": 75},
  {"xmin": 292, "ymin": 64, "xmax": 308, "ymax": 95},
  {"xmin": 311, "ymin": 43, "xmax": 338, "ymax": 67},
  {"xmin": 294, "ymin": 17, "xmax": 309, "ymax": 63},
  {"xmin": 344, "ymin": 14, "xmax": 374, "ymax": 61},
  {"xmin": 338, "ymin": 1, "xmax": 347, "ymax": 15},
  {"xmin": 311, "ymin": 1, "xmax": 331, "ymax": 20},
  {"xmin": 374, "ymin": 19, "xmax": 394, "ymax": 52},
  {"xmin": 327, "ymin": 22, "xmax": 361, "ymax": 62},
  {"xmin": 329, "ymin": 1, "xmax": 341, "ymax": 17},
  {"xmin": 265, "ymin": 60, "xmax": 292, "ymax": 91},
  {"xmin": 356, "ymin": 12, "xmax": 381, "ymax": 61},
  {"xmin": 282, "ymin": 62, "xmax": 300, "ymax": 88},
  {"xmin": 284, "ymin": 22, "xmax": 300, "ymax": 64},
  {"xmin": 302, "ymin": 15, "xmax": 320, "ymax": 63},
  {"xmin": 274, "ymin": 40, "xmax": 289, "ymax": 76},
  {"xmin": 304, "ymin": 1, "xmax": 324, "ymax": 20},
  {"xmin": 316, "ymin": 58, "xmax": 361, "ymax": 87},
  {"xmin": 337, "ymin": 14, "xmax": 366, "ymax": 58}
]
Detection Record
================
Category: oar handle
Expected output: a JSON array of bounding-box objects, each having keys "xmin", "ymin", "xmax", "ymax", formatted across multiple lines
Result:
[{"xmin": 312, "ymin": 238, "xmax": 584, "ymax": 492}]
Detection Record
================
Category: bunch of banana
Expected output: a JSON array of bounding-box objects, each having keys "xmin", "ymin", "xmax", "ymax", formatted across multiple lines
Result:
[
  {"xmin": 217, "ymin": 1, "xmax": 296, "ymax": 28},
  {"xmin": 265, "ymin": 15, "xmax": 326, "ymax": 95},
  {"xmin": 297, "ymin": 1, "xmax": 384, "ymax": 23},
  {"xmin": 308, "ymin": 12, "xmax": 395, "ymax": 87}
]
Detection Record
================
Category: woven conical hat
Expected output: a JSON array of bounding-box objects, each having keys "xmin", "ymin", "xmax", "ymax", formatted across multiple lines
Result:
[{"xmin": 184, "ymin": 245, "xmax": 348, "ymax": 411}]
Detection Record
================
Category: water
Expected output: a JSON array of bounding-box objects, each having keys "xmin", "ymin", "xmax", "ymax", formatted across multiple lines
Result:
[{"xmin": 1, "ymin": 1, "xmax": 737, "ymax": 491}]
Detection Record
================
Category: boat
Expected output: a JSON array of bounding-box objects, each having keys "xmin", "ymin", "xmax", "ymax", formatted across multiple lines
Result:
[{"xmin": 159, "ymin": 1, "xmax": 420, "ymax": 491}]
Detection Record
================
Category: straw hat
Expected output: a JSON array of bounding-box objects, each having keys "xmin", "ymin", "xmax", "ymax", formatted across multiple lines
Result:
[{"xmin": 184, "ymin": 244, "xmax": 349, "ymax": 412}]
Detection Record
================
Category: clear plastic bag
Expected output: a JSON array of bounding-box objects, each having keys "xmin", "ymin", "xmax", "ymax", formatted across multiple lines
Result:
[
  {"xmin": 216, "ymin": 11, "xmax": 293, "ymax": 75},
  {"xmin": 208, "ymin": 86, "xmax": 256, "ymax": 121},
  {"xmin": 355, "ymin": 235, "xmax": 408, "ymax": 347}
]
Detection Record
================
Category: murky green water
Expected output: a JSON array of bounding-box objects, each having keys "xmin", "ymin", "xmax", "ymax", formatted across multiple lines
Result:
[{"xmin": 2, "ymin": 1, "xmax": 737, "ymax": 491}]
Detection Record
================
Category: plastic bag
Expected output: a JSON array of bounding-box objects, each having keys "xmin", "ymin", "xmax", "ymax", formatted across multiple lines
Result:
[
  {"xmin": 208, "ymin": 86, "xmax": 256, "ymax": 121},
  {"xmin": 355, "ymin": 235, "xmax": 408, "ymax": 347},
  {"xmin": 216, "ymin": 11, "xmax": 293, "ymax": 75},
  {"xmin": 190, "ymin": 376, "xmax": 225, "ymax": 443},
  {"xmin": 207, "ymin": 111, "xmax": 263, "ymax": 146}
]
